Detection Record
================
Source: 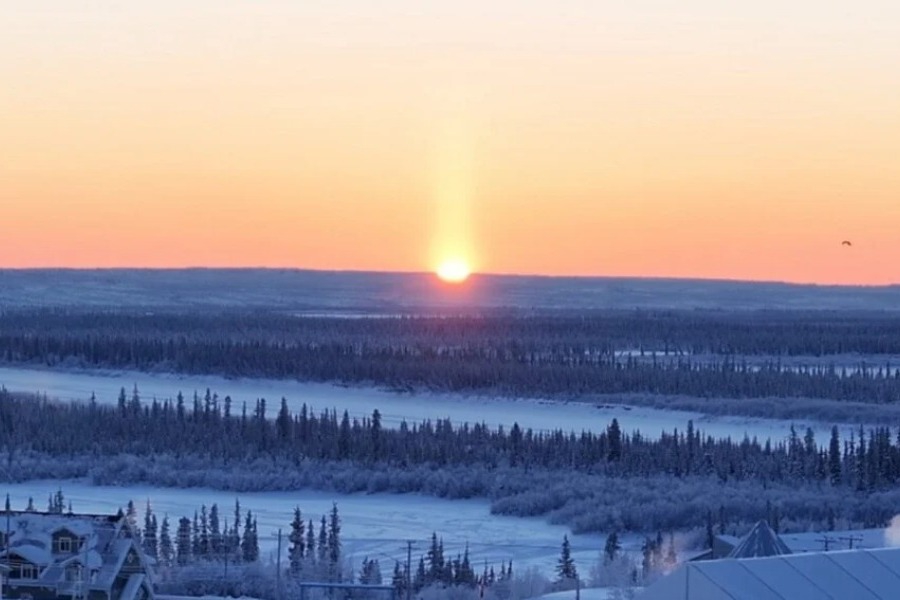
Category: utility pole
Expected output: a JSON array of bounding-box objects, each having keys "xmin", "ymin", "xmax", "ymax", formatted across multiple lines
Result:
[
  {"xmin": 276, "ymin": 529, "xmax": 283, "ymax": 600},
  {"xmin": 405, "ymin": 540, "xmax": 414, "ymax": 600},
  {"xmin": 816, "ymin": 536, "xmax": 837, "ymax": 551},
  {"xmin": 81, "ymin": 523, "xmax": 89, "ymax": 600},
  {"xmin": 838, "ymin": 535, "xmax": 863, "ymax": 550},
  {"xmin": 4, "ymin": 494, "xmax": 10, "ymax": 600}
]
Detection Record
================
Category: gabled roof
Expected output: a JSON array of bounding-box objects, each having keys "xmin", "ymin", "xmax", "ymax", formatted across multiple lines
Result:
[
  {"xmin": 727, "ymin": 520, "xmax": 791, "ymax": 559},
  {"xmin": 0, "ymin": 509, "xmax": 149, "ymax": 591},
  {"xmin": 639, "ymin": 547, "xmax": 900, "ymax": 600}
]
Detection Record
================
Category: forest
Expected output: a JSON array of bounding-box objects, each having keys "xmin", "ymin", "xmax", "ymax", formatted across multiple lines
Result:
[
  {"xmin": 3, "ymin": 388, "xmax": 900, "ymax": 536},
  {"xmin": 2, "ymin": 310, "xmax": 900, "ymax": 407}
]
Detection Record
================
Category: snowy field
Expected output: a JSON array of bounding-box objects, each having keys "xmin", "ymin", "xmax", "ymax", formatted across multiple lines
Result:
[
  {"xmin": 0, "ymin": 367, "xmax": 861, "ymax": 445},
  {"xmin": 0, "ymin": 480, "xmax": 613, "ymax": 579}
]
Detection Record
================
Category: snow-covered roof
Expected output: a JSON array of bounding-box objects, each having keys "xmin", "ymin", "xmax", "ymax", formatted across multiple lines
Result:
[
  {"xmin": 715, "ymin": 535, "xmax": 740, "ymax": 546},
  {"xmin": 98, "ymin": 538, "xmax": 137, "ymax": 584},
  {"xmin": 726, "ymin": 520, "xmax": 791, "ymax": 559},
  {"xmin": 639, "ymin": 547, "xmax": 900, "ymax": 600},
  {"xmin": 3, "ymin": 543, "xmax": 52, "ymax": 566},
  {"xmin": 780, "ymin": 528, "xmax": 890, "ymax": 553},
  {"xmin": 60, "ymin": 549, "xmax": 105, "ymax": 569},
  {"xmin": 0, "ymin": 510, "xmax": 146, "ymax": 590}
]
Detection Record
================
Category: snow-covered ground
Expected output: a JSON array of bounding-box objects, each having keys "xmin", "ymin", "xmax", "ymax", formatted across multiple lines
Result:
[
  {"xmin": 0, "ymin": 480, "xmax": 614, "ymax": 579},
  {"xmin": 0, "ymin": 366, "xmax": 859, "ymax": 445}
]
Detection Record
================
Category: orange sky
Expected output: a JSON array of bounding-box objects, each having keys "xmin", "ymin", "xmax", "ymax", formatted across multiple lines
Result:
[{"xmin": 2, "ymin": 1, "xmax": 899, "ymax": 284}]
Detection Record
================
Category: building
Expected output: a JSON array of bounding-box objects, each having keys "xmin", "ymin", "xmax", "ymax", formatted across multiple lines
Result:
[
  {"xmin": 687, "ymin": 520, "xmax": 789, "ymax": 562},
  {"xmin": 690, "ymin": 521, "xmax": 890, "ymax": 561},
  {"xmin": 1, "ymin": 510, "xmax": 153, "ymax": 600},
  {"xmin": 640, "ymin": 546, "xmax": 900, "ymax": 599},
  {"xmin": 724, "ymin": 520, "xmax": 791, "ymax": 559}
]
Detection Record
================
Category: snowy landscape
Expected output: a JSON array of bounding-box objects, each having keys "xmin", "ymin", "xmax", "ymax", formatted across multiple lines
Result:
[
  {"xmin": 1, "ymin": 481, "xmax": 610, "ymax": 578},
  {"xmin": 4, "ymin": 272, "xmax": 900, "ymax": 599},
  {"xmin": 0, "ymin": 366, "xmax": 862, "ymax": 446}
]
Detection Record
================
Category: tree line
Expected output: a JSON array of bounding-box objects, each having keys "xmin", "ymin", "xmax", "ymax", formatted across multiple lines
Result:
[
  {"xmin": 3, "ymin": 388, "xmax": 900, "ymax": 533},
  {"xmin": 3, "ymin": 311, "xmax": 900, "ymax": 403}
]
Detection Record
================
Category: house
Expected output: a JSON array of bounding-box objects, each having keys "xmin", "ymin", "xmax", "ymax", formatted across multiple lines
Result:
[
  {"xmin": 1, "ymin": 510, "xmax": 153, "ymax": 600},
  {"xmin": 639, "ymin": 546, "xmax": 900, "ymax": 599}
]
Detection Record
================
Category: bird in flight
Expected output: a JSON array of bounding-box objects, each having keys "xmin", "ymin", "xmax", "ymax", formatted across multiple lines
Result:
[{"xmin": 841, "ymin": 240, "xmax": 852, "ymax": 247}]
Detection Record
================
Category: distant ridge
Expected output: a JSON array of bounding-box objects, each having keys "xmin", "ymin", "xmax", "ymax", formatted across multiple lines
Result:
[{"xmin": 0, "ymin": 268, "xmax": 897, "ymax": 312}]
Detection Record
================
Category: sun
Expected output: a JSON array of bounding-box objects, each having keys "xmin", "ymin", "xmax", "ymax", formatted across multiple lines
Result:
[{"xmin": 436, "ymin": 259, "xmax": 471, "ymax": 283}]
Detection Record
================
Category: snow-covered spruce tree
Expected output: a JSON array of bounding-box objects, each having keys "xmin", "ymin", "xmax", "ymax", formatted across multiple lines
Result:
[
  {"xmin": 288, "ymin": 506, "xmax": 305, "ymax": 575},
  {"xmin": 555, "ymin": 535, "xmax": 578, "ymax": 590},
  {"xmin": 306, "ymin": 518, "xmax": 316, "ymax": 567},
  {"xmin": 327, "ymin": 502, "xmax": 341, "ymax": 577},
  {"xmin": 159, "ymin": 515, "xmax": 174, "ymax": 569},
  {"xmin": 604, "ymin": 531, "xmax": 621, "ymax": 563},
  {"xmin": 176, "ymin": 516, "xmax": 192, "ymax": 566},
  {"xmin": 209, "ymin": 503, "xmax": 221, "ymax": 558},
  {"xmin": 358, "ymin": 557, "xmax": 382, "ymax": 584},
  {"xmin": 191, "ymin": 511, "xmax": 201, "ymax": 558},
  {"xmin": 142, "ymin": 502, "xmax": 158, "ymax": 562},
  {"xmin": 232, "ymin": 499, "xmax": 242, "ymax": 562},
  {"xmin": 199, "ymin": 505, "xmax": 210, "ymax": 559},
  {"xmin": 426, "ymin": 532, "xmax": 444, "ymax": 586},
  {"xmin": 317, "ymin": 515, "xmax": 328, "ymax": 564}
]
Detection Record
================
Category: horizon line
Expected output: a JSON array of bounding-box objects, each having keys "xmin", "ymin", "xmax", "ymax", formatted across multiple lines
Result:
[{"xmin": 0, "ymin": 266, "xmax": 896, "ymax": 289}]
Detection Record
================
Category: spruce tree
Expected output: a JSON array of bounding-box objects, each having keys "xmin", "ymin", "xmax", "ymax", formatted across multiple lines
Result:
[
  {"xmin": 209, "ymin": 504, "xmax": 221, "ymax": 559},
  {"xmin": 391, "ymin": 562, "xmax": 406, "ymax": 596},
  {"xmin": 176, "ymin": 517, "xmax": 192, "ymax": 566},
  {"xmin": 607, "ymin": 419, "xmax": 622, "ymax": 461},
  {"xmin": 192, "ymin": 511, "xmax": 201, "ymax": 558},
  {"xmin": 126, "ymin": 500, "xmax": 138, "ymax": 534},
  {"xmin": 142, "ymin": 503, "xmax": 158, "ymax": 561},
  {"xmin": 288, "ymin": 507, "xmax": 305, "ymax": 575},
  {"xmin": 556, "ymin": 535, "xmax": 577, "ymax": 584},
  {"xmin": 604, "ymin": 531, "xmax": 621, "ymax": 563},
  {"xmin": 306, "ymin": 519, "xmax": 316, "ymax": 565},
  {"xmin": 241, "ymin": 510, "xmax": 256, "ymax": 563},
  {"xmin": 159, "ymin": 515, "xmax": 174, "ymax": 568},
  {"xmin": 426, "ymin": 532, "xmax": 443, "ymax": 585},
  {"xmin": 371, "ymin": 409, "xmax": 382, "ymax": 460},
  {"xmin": 318, "ymin": 516, "xmax": 328, "ymax": 563},
  {"xmin": 232, "ymin": 499, "xmax": 242, "ymax": 561},
  {"xmin": 414, "ymin": 557, "xmax": 426, "ymax": 591},
  {"xmin": 327, "ymin": 503, "xmax": 341, "ymax": 568},
  {"xmin": 199, "ymin": 505, "xmax": 210, "ymax": 558},
  {"xmin": 829, "ymin": 425, "xmax": 842, "ymax": 485}
]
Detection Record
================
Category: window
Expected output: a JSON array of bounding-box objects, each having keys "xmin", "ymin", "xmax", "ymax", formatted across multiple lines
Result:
[
  {"xmin": 58, "ymin": 536, "xmax": 73, "ymax": 553},
  {"xmin": 20, "ymin": 564, "xmax": 37, "ymax": 579},
  {"xmin": 66, "ymin": 564, "xmax": 83, "ymax": 582}
]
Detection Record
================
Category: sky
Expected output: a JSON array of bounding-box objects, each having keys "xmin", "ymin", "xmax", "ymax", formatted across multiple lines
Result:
[{"xmin": 3, "ymin": 1, "xmax": 899, "ymax": 284}]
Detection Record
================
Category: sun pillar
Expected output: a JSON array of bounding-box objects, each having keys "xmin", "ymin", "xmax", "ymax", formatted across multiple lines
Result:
[{"xmin": 430, "ymin": 95, "xmax": 477, "ymax": 276}]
